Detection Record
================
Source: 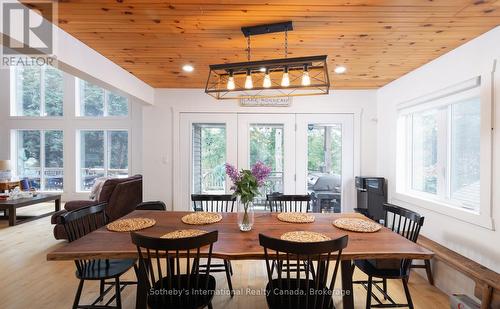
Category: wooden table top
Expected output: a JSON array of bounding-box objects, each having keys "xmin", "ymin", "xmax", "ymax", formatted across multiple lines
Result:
[{"xmin": 47, "ymin": 211, "xmax": 433, "ymax": 261}]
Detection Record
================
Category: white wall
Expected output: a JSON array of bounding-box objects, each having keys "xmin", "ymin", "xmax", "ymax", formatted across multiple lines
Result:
[
  {"xmin": 377, "ymin": 26, "xmax": 500, "ymax": 296},
  {"xmin": 142, "ymin": 89, "xmax": 378, "ymax": 209},
  {"xmin": 0, "ymin": 67, "xmax": 143, "ymax": 201}
]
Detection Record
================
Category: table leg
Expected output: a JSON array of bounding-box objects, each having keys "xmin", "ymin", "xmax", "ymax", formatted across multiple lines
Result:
[
  {"xmin": 341, "ymin": 260, "xmax": 354, "ymax": 309},
  {"xmin": 8, "ymin": 206, "xmax": 16, "ymax": 226},
  {"xmin": 55, "ymin": 198, "xmax": 61, "ymax": 212}
]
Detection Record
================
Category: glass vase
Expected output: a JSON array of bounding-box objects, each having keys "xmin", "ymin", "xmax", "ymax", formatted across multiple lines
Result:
[{"xmin": 237, "ymin": 196, "xmax": 254, "ymax": 232}]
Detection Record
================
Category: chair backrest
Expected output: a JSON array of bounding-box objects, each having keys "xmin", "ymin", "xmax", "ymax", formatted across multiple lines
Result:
[
  {"xmin": 259, "ymin": 234, "xmax": 348, "ymax": 309},
  {"xmin": 267, "ymin": 194, "xmax": 311, "ymax": 212},
  {"xmin": 61, "ymin": 202, "xmax": 108, "ymax": 242},
  {"xmin": 131, "ymin": 231, "xmax": 218, "ymax": 308},
  {"xmin": 60, "ymin": 203, "xmax": 108, "ymax": 276},
  {"xmin": 383, "ymin": 203, "xmax": 424, "ymax": 243},
  {"xmin": 136, "ymin": 201, "xmax": 167, "ymax": 211},
  {"xmin": 191, "ymin": 194, "xmax": 236, "ymax": 212}
]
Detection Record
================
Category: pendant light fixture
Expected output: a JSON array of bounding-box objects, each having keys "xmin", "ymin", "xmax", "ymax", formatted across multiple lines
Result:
[{"xmin": 205, "ymin": 21, "xmax": 330, "ymax": 99}]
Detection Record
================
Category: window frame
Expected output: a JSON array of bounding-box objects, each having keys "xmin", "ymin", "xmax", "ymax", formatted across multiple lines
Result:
[
  {"xmin": 11, "ymin": 129, "xmax": 64, "ymax": 192},
  {"xmin": 76, "ymin": 129, "xmax": 130, "ymax": 192},
  {"xmin": 10, "ymin": 66, "xmax": 64, "ymax": 118},
  {"xmin": 394, "ymin": 76, "xmax": 493, "ymax": 229},
  {"xmin": 76, "ymin": 79, "xmax": 130, "ymax": 118}
]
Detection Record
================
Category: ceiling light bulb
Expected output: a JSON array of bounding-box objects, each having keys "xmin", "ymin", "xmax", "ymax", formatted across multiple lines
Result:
[
  {"xmin": 281, "ymin": 67, "xmax": 290, "ymax": 87},
  {"xmin": 244, "ymin": 71, "xmax": 253, "ymax": 89},
  {"xmin": 301, "ymin": 71, "xmax": 311, "ymax": 86},
  {"xmin": 259, "ymin": 67, "xmax": 266, "ymax": 72},
  {"xmin": 227, "ymin": 71, "xmax": 235, "ymax": 90},
  {"xmin": 263, "ymin": 71, "xmax": 272, "ymax": 88},
  {"xmin": 182, "ymin": 64, "xmax": 194, "ymax": 72},
  {"xmin": 334, "ymin": 66, "xmax": 347, "ymax": 74}
]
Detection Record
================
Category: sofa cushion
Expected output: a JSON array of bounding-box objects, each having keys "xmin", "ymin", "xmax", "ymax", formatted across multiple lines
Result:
[{"xmin": 98, "ymin": 175, "xmax": 140, "ymax": 203}]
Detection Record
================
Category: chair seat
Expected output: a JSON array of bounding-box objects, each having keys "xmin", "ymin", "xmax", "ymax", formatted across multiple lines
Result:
[
  {"xmin": 148, "ymin": 274, "xmax": 216, "ymax": 309},
  {"xmin": 266, "ymin": 279, "xmax": 334, "ymax": 309},
  {"xmin": 354, "ymin": 259, "xmax": 405, "ymax": 279},
  {"xmin": 76, "ymin": 259, "xmax": 136, "ymax": 280}
]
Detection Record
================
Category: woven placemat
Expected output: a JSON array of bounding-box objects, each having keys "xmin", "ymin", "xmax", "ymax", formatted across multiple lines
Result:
[
  {"xmin": 181, "ymin": 212, "xmax": 222, "ymax": 225},
  {"xmin": 161, "ymin": 229, "xmax": 207, "ymax": 239},
  {"xmin": 106, "ymin": 218, "xmax": 156, "ymax": 232},
  {"xmin": 333, "ymin": 218, "xmax": 382, "ymax": 233},
  {"xmin": 281, "ymin": 231, "xmax": 331, "ymax": 242},
  {"xmin": 277, "ymin": 212, "xmax": 315, "ymax": 223}
]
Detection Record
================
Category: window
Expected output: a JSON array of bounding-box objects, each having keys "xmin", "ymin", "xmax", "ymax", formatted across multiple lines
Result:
[
  {"xmin": 398, "ymin": 85, "xmax": 481, "ymax": 212},
  {"xmin": 14, "ymin": 130, "xmax": 64, "ymax": 191},
  {"xmin": 79, "ymin": 130, "xmax": 129, "ymax": 191},
  {"xmin": 78, "ymin": 79, "xmax": 128, "ymax": 117},
  {"xmin": 191, "ymin": 124, "xmax": 226, "ymax": 194},
  {"xmin": 13, "ymin": 65, "xmax": 64, "ymax": 116}
]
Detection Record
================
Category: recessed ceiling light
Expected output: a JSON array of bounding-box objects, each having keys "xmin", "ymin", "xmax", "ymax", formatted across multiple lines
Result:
[
  {"xmin": 259, "ymin": 67, "xmax": 266, "ymax": 72},
  {"xmin": 182, "ymin": 64, "xmax": 194, "ymax": 72},
  {"xmin": 334, "ymin": 66, "xmax": 347, "ymax": 74}
]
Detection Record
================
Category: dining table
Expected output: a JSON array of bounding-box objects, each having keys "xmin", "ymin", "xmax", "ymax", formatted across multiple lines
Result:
[{"xmin": 47, "ymin": 210, "xmax": 433, "ymax": 309}]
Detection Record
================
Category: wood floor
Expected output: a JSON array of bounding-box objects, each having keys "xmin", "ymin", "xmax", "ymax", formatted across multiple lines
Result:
[{"xmin": 0, "ymin": 203, "xmax": 450, "ymax": 308}]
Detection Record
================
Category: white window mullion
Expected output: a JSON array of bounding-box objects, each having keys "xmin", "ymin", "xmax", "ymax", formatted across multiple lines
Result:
[
  {"xmin": 436, "ymin": 107, "xmax": 447, "ymax": 198},
  {"xmin": 103, "ymin": 91, "xmax": 109, "ymax": 117},
  {"xmin": 103, "ymin": 130, "xmax": 109, "ymax": 177},
  {"xmin": 40, "ymin": 130, "xmax": 46, "ymax": 191},
  {"xmin": 40, "ymin": 67, "xmax": 46, "ymax": 117}
]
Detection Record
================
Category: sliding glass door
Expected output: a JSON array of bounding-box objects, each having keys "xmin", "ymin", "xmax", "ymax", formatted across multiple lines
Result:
[
  {"xmin": 237, "ymin": 114, "xmax": 295, "ymax": 209},
  {"xmin": 178, "ymin": 112, "xmax": 355, "ymax": 211},
  {"xmin": 296, "ymin": 114, "xmax": 354, "ymax": 212}
]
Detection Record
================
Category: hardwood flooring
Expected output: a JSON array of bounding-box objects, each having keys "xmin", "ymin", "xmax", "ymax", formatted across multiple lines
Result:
[{"xmin": 0, "ymin": 203, "xmax": 449, "ymax": 308}]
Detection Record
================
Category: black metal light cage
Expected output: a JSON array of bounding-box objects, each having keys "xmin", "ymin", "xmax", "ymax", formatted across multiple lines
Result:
[{"xmin": 205, "ymin": 55, "xmax": 330, "ymax": 100}]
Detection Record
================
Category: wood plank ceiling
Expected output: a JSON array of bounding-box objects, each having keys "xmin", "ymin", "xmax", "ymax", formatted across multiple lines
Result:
[{"xmin": 27, "ymin": 0, "xmax": 500, "ymax": 89}]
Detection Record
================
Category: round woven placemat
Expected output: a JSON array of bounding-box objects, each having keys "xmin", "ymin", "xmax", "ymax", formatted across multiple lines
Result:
[
  {"xmin": 106, "ymin": 218, "xmax": 156, "ymax": 232},
  {"xmin": 161, "ymin": 229, "xmax": 207, "ymax": 239},
  {"xmin": 333, "ymin": 218, "xmax": 382, "ymax": 233},
  {"xmin": 181, "ymin": 212, "xmax": 222, "ymax": 225},
  {"xmin": 277, "ymin": 212, "xmax": 315, "ymax": 223},
  {"xmin": 281, "ymin": 231, "xmax": 331, "ymax": 242}
]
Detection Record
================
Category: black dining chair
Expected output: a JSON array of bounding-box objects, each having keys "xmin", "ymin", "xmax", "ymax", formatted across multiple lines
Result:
[
  {"xmin": 267, "ymin": 194, "xmax": 314, "ymax": 276},
  {"xmin": 259, "ymin": 233, "xmax": 349, "ymax": 309},
  {"xmin": 353, "ymin": 203, "xmax": 425, "ymax": 308},
  {"xmin": 61, "ymin": 203, "xmax": 137, "ymax": 309},
  {"xmin": 131, "ymin": 230, "xmax": 219, "ymax": 309},
  {"xmin": 267, "ymin": 194, "xmax": 311, "ymax": 213},
  {"xmin": 136, "ymin": 201, "xmax": 167, "ymax": 211},
  {"xmin": 190, "ymin": 194, "xmax": 236, "ymax": 296}
]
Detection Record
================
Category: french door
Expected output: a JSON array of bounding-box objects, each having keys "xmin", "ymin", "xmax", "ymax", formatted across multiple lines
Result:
[{"xmin": 177, "ymin": 112, "xmax": 355, "ymax": 211}]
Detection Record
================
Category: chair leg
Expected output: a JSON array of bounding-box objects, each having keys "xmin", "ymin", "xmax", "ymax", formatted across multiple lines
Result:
[
  {"xmin": 366, "ymin": 276, "xmax": 373, "ymax": 309},
  {"xmin": 72, "ymin": 279, "xmax": 85, "ymax": 309},
  {"xmin": 382, "ymin": 278, "xmax": 387, "ymax": 300},
  {"xmin": 424, "ymin": 260, "xmax": 434, "ymax": 285},
  {"xmin": 229, "ymin": 260, "xmax": 234, "ymax": 276},
  {"xmin": 115, "ymin": 277, "xmax": 122, "ymax": 309},
  {"xmin": 223, "ymin": 260, "xmax": 234, "ymax": 297},
  {"xmin": 402, "ymin": 277, "xmax": 414, "ymax": 309}
]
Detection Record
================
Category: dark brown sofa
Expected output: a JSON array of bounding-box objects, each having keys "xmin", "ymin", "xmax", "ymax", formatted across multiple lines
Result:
[{"xmin": 51, "ymin": 175, "xmax": 143, "ymax": 240}]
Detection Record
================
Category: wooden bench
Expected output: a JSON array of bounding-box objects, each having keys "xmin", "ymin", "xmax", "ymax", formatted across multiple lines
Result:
[{"xmin": 417, "ymin": 235, "xmax": 500, "ymax": 309}]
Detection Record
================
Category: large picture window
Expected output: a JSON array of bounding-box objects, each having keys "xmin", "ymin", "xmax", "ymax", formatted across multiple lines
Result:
[
  {"xmin": 78, "ymin": 79, "xmax": 129, "ymax": 117},
  {"xmin": 78, "ymin": 130, "xmax": 129, "ymax": 191},
  {"xmin": 397, "ymin": 85, "xmax": 481, "ymax": 212},
  {"xmin": 13, "ymin": 66, "xmax": 64, "ymax": 116},
  {"xmin": 14, "ymin": 130, "xmax": 64, "ymax": 191}
]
